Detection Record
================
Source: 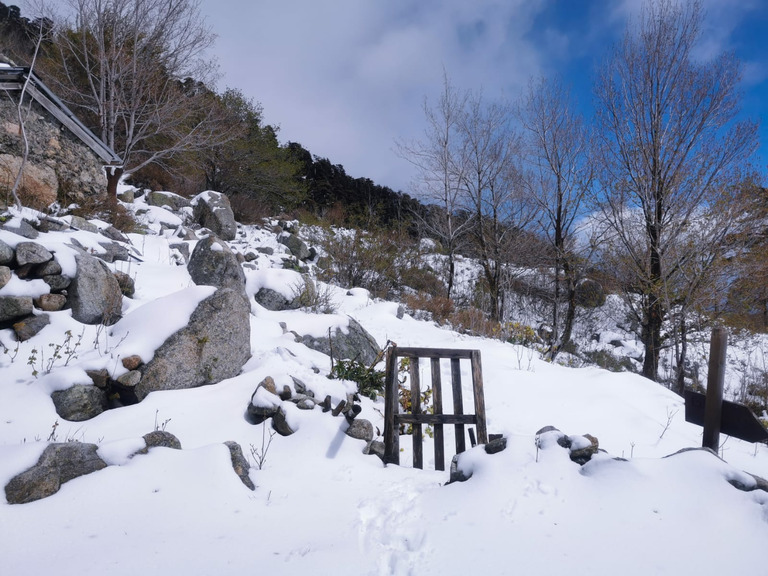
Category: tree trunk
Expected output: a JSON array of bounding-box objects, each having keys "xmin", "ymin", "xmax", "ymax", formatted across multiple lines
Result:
[{"xmin": 106, "ymin": 165, "xmax": 124, "ymax": 200}]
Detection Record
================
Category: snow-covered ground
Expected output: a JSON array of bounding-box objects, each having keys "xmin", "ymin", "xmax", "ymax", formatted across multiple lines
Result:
[{"xmin": 0, "ymin": 195, "xmax": 767, "ymax": 576}]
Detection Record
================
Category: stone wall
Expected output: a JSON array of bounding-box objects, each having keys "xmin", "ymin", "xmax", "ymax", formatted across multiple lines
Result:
[{"xmin": 0, "ymin": 91, "xmax": 107, "ymax": 209}]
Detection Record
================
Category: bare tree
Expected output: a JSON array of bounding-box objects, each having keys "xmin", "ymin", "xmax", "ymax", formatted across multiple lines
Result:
[
  {"xmin": 519, "ymin": 77, "xmax": 593, "ymax": 359},
  {"xmin": 395, "ymin": 72, "xmax": 472, "ymax": 298},
  {"xmin": 593, "ymin": 0, "xmax": 758, "ymax": 382},
  {"xmin": 42, "ymin": 0, "xmax": 224, "ymax": 196},
  {"xmin": 458, "ymin": 91, "xmax": 531, "ymax": 321}
]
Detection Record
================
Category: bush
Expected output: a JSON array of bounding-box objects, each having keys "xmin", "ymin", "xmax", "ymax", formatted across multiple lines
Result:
[{"xmin": 329, "ymin": 358, "xmax": 385, "ymax": 400}]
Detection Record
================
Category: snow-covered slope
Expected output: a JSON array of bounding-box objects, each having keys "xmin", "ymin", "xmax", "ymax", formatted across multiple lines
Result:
[{"xmin": 0, "ymin": 197, "xmax": 766, "ymax": 576}]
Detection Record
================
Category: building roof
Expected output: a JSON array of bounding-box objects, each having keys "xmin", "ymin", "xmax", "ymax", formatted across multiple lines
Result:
[{"xmin": 0, "ymin": 66, "xmax": 122, "ymax": 165}]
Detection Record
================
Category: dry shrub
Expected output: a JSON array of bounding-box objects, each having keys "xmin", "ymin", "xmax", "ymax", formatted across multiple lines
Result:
[
  {"xmin": 447, "ymin": 306, "xmax": 499, "ymax": 338},
  {"xmin": 70, "ymin": 194, "xmax": 137, "ymax": 233},
  {"xmin": 404, "ymin": 292, "xmax": 455, "ymax": 324}
]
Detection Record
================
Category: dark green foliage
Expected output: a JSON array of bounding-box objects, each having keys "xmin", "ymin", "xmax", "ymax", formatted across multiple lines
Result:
[
  {"xmin": 287, "ymin": 142, "xmax": 427, "ymax": 231},
  {"xmin": 329, "ymin": 358, "xmax": 385, "ymax": 401},
  {"xmin": 583, "ymin": 349, "xmax": 636, "ymax": 373}
]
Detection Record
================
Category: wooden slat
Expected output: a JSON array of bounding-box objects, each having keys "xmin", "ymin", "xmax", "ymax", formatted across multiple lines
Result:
[
  {"xmin": 383, "ymin": 347, "xmax": 400, "ymax": 465},
  {"xmin": 451, "ymin": 358, "xmax": 466, "ymax": 454},
  {"xmin": 431, "ymin": 357, "xmax": 445, "ymax": 471},
  {"xmin": 393, "ymin": 347, "xmax": 474, "ymax": 360},
  {"xmin": 395, "ymin": 414, "xmax": 478, "ymax": 425},
  {"xmin": 471, "ymin": 350, "xmax": 488, "ymax": 445},
  {"xmin": 409, "ymin": 356, "xmax": 423, "ymax": 469}
]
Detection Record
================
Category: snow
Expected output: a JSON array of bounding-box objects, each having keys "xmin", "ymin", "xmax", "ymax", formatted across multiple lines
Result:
[{"xmin": 0, "ymin": 199, "xmax": 766, "ymax": 576}]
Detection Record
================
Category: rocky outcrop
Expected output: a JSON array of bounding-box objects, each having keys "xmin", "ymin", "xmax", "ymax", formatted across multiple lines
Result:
[
  {"xmin": 147, "ymin": 191, "xmax": 190, "ymax": 211},
  {"xmin": 191, "ymin": 191, "xmax": 237, "ymax": 241},
  {"xmin": 67, "ymin": 253, "xmax": 123, "ymax": 325},
  {"xmin": 299, "ymin": 317, "xmax": 381, "ymax": 366},
  {"xmin": 187, "ymin": 235, "xmax": 246, "ymax": 293},
  {"xmin": 0, "ymin": 295, "xmax": 33, "ymax": 325},
  {"xmin": 133, "ymin": 287, "xmax": 251, "ymax": 402},
  {"xmin": 278, "ymin": 232, "xmax": 311, "ymax": 260},
  {"xmin": 4, "ymin": 443, "xmax": 107, "ymax": 504}
]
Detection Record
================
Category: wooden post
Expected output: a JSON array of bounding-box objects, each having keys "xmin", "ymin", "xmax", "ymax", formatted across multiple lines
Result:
[
  {"xmin": 383, "ymin": 347, "xmax": 400, "ymax": 465},
  {"xmin": 703, "ymin": 327, "xmax": 727, "ymax": 451},
  {"xmin": 409, "ymin": 356, "xmax": 423, "ymax": 469},
  {"xmin": 431, "ymin": 357, "xmax": 445, "ymax": 471},
  {"xmin": 451, "ymin": 358, "xmax": 466, "ymax": 454}
]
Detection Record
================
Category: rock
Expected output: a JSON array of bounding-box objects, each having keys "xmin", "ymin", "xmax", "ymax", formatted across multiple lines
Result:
[
  {"xmin": 114, "ymin": 271, "xmax": 135, "ymax": 297},
  {"xmin": 187, "ymin": 235, "xmax": 245, "ymax": 292},
  {"xmin": 116, "ymin": 370, "xmax": 142, "ymax": 387},
  {"xmin": 300, "ymin": 317, "xmax": 381, "ymax": 366},
  {"xmin": 258, "ymin": 376, "xmax": 277, "ymax": 395},
  {"xmin": 256, "ymin": 246, "xmax": 274, "ymax": 256},
  {"xmin": 169, "ymin": 242, "xmax": 190, "ymax": 263},
  {"xmin": 567, "ymin": 434, "xmax": 599, "ymax": 465},
  {"xmin": 100, "ymin": 225, "xmax": 129, "ymax": 243},
  {"xmin": 0, "ymin": 265, "xmax": 10, "ymax": 289},
  {"xmin": 121, "ymin": 355, "xmax": 142, "ymax": 370},
  {"xmin": 67, "ymin": 254, "xmax": 123, "ymax": 325},
  {"xmin": 134, "ymin": 287, "xmax": 251, "ymax": 402},
  {"xmin": 1, "ymin": 218, "xmax": 38, "ymax": 239},
  {"xmin": 345, "ymin": 418, "xmax": 374, "ymax": 442},
  {"xmin": 296, "ymin": 398, "xmax": 315, "ymax": 410},
  {"xmin": 272, "ymin": 407, "xmax": 295, "ymax": 436},
  {"xmin": 278, "ymin": 232, "xmax": 310, "ymax": 260},
  {"xmin": 69, "ymin": 215, "xmax": 100, "ymax": 234},
  {"xmin": 51, "ymin": 384, "xmax": 108, "ymax": 421},
  {"xmin": 43, "ymin": 274, "xmax": 71, "ymax": 292},
  {"xmin": 95, "ymin": 242, "xmax": 131, "ymax": 263},
  {"xmin": 244, "ymin": 251, "xmax": 258, "ymax": 262},
  {"xmin": 192, "ymin": 191, "xmax": 237, "ymax": 241},
  {"xmin": 396, "ymin": 304, "xmax": 405, "ymax": 319},
  {"xmin": 33, "ymin": 258, "xmax": 62, "ymax": 277},
  {"xmin": 147, "ymin": 190, "xmax": 190, "ymax": 211},
  {"xmin": 34, "ymin": 294, "xmax": 66, "ymax": 312},
  {"xmin": 14, "ymin": 241, "xmax": 52, "ymax": 266},
  {"xmin": 0, "ymin": 238, "xmax": 13, "ymax": 264},
  {"xmin": 142, "ymin": 430, "xmax": 182, "ymax": 451},
  {"xmin": 0, "ymin": 155, "xmax": 57, "ymax": 210},
  {"xmin": 448, "ymin": 453, "xmax": 473, "ymax": 483},
  {"xmin": 118, "ymin": 188, "xmax": 135, "ymax": 203},
  {"xmin": 86, "ymin": 368, "xmax": 109, "ymax": 389},
  {"xmin": 13, "ymin": 314, "xmax": 50, "ymax": 341},
  {"xmin": 363, "ymin": 440, "xmax": 385, "ymax": 460},
  {"xmin": 224, "ymin": 441, "xmax": 255, "ymax": 491},
  {"xmin": 4, "ymin": 443, "xmax": 107, "ymax": 504},
  {"xmin": 0, "ymin": 295, "xmax": 33, "ymax": 324},
  {"xmin": 484, "ymin": 436, "xmax": 507, "ymax": 455},
  {"xmin": 254, "ymin": 287, "xmax": 297, "ymax": 311}
]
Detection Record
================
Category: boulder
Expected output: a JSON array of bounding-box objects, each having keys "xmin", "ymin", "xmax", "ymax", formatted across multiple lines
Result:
[
  {"xmin": 142, "ymin": 430, "xmax": 182, "ymax": 451},
  {"xmin": 43, "ymin": 274, "xmax": 71, "ymax": 293},
  {"xmin": 278, "ymin": 232, "xmax": 310, "ymax": 260},
  {"xmin": 134, "ymin": 287, "xmax": 251, "ymax": 401},
  {"xmin": 1, "ymin": 218, "xmax": 38, "ymax": 239},
  {"xmin": 34, "ymin": 294, "xmax": 66, "ymax": 312},
  {"xmin": 51, "ymin": 384, "xmax": 108, "ymax": 421},
  {"xmin": 69, "ymin": 216, "xmax": 100, "ymax": 234},
  {"xmin": 95, "ymin": 242, "xmax": 131, "ymax": 264},
  {"xmin": 0, "ymin": 296, "xmax": 33, "ymax": 324},
  {"xmin": 272, "ymin": 406, "xmax": 295, "ymax": 436},
  {"xmin": 13, "ymin": 314, "xmax": 50, "ymax": 341},
  {"xmin": 187, "ymin": 235, "xmax": 245, "ymax": 292},
  {"xmin": 33, "ymin": 258, "xmax": 62, "ymax": 277},
  {"xmin": 192, "ymin": 191, "xmax": 237, "ymax": 241},
  {"xmin": 224, "ymin": 441, "xmax": 255, "ymax": 490},
  {"xmin": 0, "ymin": 238, "xmax": 14, "ymax": 265},
  {"xmin": 300, "ymin": 317, "xmax": 381, "ymax": 366},
  {"xmin": 147, "ymin": 190, "xmax": 191, "ymax": 211},
  {"xmin": 14, "ymin": 241, "xmax": 52, "ymax": 266},
  {"xmin": 4, "ymin": 443, "xmax": 107, "ymax": 504},
  {"xmin": 254, "ymin": 287, "xmax": 297, "ymax": 311},
  {"xmin": 67, "ymin": 254, "xmax": 123, "ymax": 325},
  {"xmin": 0, "ymin": 265, "xmax": 10, "ymax": 289},
  {"xmin": 345, "ymin": 418, "xmax": 374, "ymax": 442}
]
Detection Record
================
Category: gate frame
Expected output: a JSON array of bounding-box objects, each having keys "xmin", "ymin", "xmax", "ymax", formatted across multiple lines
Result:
[{"xmin": 383, "ymin": 346, "xmax": 487, "ymax": 470}]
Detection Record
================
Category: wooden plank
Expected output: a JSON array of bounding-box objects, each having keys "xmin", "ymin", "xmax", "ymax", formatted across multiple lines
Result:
[
  {"xmin": 396, "ymin": 414, "xmax": 478, "ymax": 425},
  {"xmin": 471, "ymin": 350, "xmax": 488, "ymax": 445},
  {"xmin": 431, "ymin": 357, "xmax": 445, "ymax": 471},
  {"xmin": 383, "ymin": 347, "xmax": 400, "ymax": 465},
  {"xmin": 451, "ymin": 358, "xmax": 466, "ymax": 454},
  {"xmin": 685, "ymin": 390, "xmax": 768, "ymax": 443},
  {"xmin": 409, "ymin": 356, "xmax": 423, "ymax": 469},
  {"xmin": 393, "ymin": 347, "xmax": 474, "ymax": 360}
]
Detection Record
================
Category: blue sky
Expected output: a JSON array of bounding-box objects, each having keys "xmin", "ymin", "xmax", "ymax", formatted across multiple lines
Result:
[{"xmin": 199, "ymin": 0, "xmax": 768, "ymax": 194}]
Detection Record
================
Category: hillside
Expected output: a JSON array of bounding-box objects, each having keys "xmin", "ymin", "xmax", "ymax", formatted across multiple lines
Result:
[{"xmin": 0, "ymin": 189, "xmax": 767, "ymax": 576}]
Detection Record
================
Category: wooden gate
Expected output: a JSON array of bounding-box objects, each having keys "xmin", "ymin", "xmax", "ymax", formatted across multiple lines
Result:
[{"xmin": 383, "ymin": 346, "xmax": 487, "ymax": 470}]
